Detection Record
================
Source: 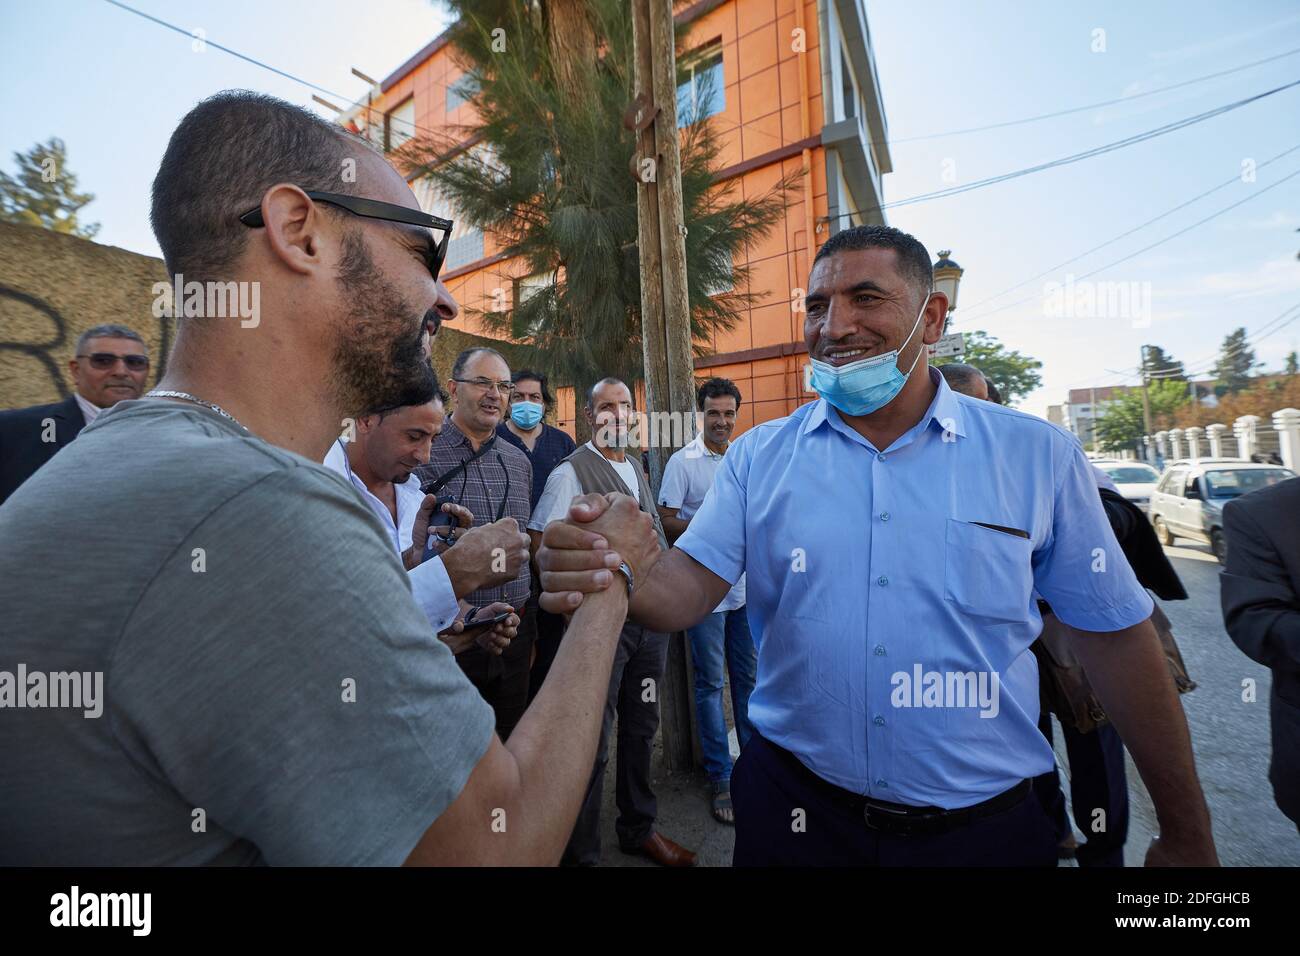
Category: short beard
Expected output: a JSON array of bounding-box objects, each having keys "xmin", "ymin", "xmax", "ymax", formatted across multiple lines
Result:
[{"xmin": 331, "ymin": 228, "xmax": 434, "ymax": 418}]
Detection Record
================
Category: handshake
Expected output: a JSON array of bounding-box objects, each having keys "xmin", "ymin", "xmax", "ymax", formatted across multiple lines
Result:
[{"xmin": 535, "ymin": 493, "xmax": 664, "ymax": 614}]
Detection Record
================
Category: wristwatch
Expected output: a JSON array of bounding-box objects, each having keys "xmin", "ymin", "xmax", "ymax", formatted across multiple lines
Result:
[{"xmin": 614, "ymin": 561, "xmax": 634, "ymax": 598}]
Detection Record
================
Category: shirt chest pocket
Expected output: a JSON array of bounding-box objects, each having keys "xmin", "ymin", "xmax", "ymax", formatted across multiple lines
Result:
[{"xmin": 944, "ymin": 518, "xmax": 1034, "ymax": 624}]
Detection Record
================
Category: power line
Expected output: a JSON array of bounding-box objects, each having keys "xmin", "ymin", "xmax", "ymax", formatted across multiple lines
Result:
[
  {"xmin": 1062, "ymin": 303, "xmax": 1300, "ymax": 391},
  {"xmin": 822, "ymin": 78, "xmax": 1300, "ymax": 224},
  {"xmin": 101, "ymin": 0, "xmax": 444, "ymax": 140},
  {"xmin": 958, "ymin": 165, "xmax": 1300, "ymax": 325},
  {"xmin": 1147, "ymin": 304, "xmax": 1300, "ymax": 377},
  {"xmin": 957, "ymin": 144, "xmax": 1300, "ymax": 316},
  {"xmin": 885, "ymin": 46, "xmax": 1300, "ymax": 144}
]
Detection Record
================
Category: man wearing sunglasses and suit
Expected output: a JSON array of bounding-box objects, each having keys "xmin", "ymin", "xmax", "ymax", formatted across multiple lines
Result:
[{"xmin": 0, "ymin": 323, "xmax": 149, "ymax": 506}]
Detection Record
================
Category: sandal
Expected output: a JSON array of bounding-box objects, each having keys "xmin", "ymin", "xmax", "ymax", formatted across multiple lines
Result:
[{"xmin": 711, "ymin": 788, "xmax": 735, "ymax": 825}]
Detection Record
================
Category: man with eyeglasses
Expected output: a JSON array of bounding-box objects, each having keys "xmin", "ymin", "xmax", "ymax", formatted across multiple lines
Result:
[
  {"xmin": 0, "ymin": 323, "xmax": 149, "ymax": 506},
  {"xmin": 0, "ymin": 91, "xmax": 652, "ymax": 867},
  {"xmin": 416, "ymin": 347, "xmax": 537, "ymax": 742}
]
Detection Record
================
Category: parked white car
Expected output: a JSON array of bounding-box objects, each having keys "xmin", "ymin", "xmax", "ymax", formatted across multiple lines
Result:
[
  {"xmin": 1148, "ymin": 459, "xmax": 1296, "ymax": 563},
  {"xmin": 1092, "ymin": 461, "xmax": 1161, "ymax": 511}
]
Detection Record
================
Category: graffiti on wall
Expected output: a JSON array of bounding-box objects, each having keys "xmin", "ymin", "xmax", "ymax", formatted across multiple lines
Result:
[{"xmin": 0, "ymin": 283, "xmax": 170, "ymax": 403}]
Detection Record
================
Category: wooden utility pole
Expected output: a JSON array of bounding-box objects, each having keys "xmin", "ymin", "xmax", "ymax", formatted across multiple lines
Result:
[
  {"xmin": 1140, "ymin": 345, "xmax": 1155, "ymax": 463},
  {"xmin": 629, "ymin": 0, "xmax": 698, "ymax": 772}
]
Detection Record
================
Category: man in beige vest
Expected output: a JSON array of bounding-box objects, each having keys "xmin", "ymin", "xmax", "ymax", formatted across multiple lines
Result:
[{"xmin": 527, "ymin": 378, "xmax": 696, "ymax": 867}]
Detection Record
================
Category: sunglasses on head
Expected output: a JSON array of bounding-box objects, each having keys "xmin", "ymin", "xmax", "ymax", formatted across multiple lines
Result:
[
  {"xmin": 78, "ymin": 352, "xmax": 149, "ymax": 372},
  {"xmin": 238, "ymin": 190, "xmax": 455, "ymax": 283}
]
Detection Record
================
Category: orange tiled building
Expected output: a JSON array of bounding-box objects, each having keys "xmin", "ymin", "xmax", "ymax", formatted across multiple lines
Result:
[{"xmin": 340, "ymin": 0, "xmax": 892, "ymax": 435}]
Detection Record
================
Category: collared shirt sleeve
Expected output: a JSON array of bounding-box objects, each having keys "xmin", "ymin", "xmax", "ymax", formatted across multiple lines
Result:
[
  {"xmin": 528, "ymin": 462, "xmax": 582, "ymax": 532},
  {"xmin": 658, "ymin": 451, "xmax": 687, "ymax": 511},
  {"xmin": 409, "ymin": 555, "xmax": 460, "ymax": 633},
  {"xmin": 1032, "ymin": 438, "xmax": 1154, "ymax": 632},
  {"xmin": 674, "ymin": 436, "xmax": 747, "ymax": 587}
]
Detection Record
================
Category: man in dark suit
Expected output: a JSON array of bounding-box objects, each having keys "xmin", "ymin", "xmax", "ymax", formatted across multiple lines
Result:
[
  {"xmin": 1221, "ymin": 474, "xmax": 1300, "ymax": 832},
  {"xmin": 0, "ymin": 323, "xmax": 149, "ymax": 505}
]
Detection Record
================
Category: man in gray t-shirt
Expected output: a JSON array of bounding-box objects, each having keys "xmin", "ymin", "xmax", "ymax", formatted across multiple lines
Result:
[
  {"xmin": 0, "ymin": 91, "xmax": 658, "ymax": 867},
  {"xmin": 0, "ymin": 401, "xmax": 493, "ymax": 865}
]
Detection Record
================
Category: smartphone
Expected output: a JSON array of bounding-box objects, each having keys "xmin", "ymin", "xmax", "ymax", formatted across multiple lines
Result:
[
  {"xmin": 461, "ymin": 610, "xmax": 514, "ymax": 633},
  {"xmin": 422, "ymin": 495, "xmax": 459, "ymax": 562}
]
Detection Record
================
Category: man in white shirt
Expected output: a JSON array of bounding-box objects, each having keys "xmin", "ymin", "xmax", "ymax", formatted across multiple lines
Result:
[
  {"xmin": 657, "ymin": 377, "xmax": 756, "ymax": 825},
  {"xmin": 324, "ymin": 382, "xmax": 517, "ymax": 656}
]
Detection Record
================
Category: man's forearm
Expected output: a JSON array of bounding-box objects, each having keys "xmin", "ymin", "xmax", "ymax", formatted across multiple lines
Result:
[
  {"xmin": 657, "ymin": 508, "xmax": 689, "ymax": 544},
  {"xmin": 496, "ymin": 585, "xmax": 628, "ymax": 863},
  {"xmin": 628, "ymin": 547, "xmax": 726, "ymax": 632},
  {"xmin": 1067, "ymin": 618, "xmax": 1215, "ymax": 854}
]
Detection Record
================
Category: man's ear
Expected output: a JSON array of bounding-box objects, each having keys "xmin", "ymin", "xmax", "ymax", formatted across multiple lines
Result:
[
  {"xmin": 355, "ymin": 413, "xmax": 380, "ymax": 435},
  {"xmin": 921, "ymin": 291, "xmax": 949, "ymax": 345},
  {"xmin": 258, "ymin": 183, "xmax": 327, "ymax": 277}
]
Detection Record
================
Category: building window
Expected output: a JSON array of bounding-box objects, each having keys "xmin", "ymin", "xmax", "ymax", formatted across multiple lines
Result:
[
  {"xmin": 828, "ymin": 4, "xmax": 861, "ymax": 124},
  {"xmin": 446, "ymin": 74, "xmax": 478, "ymax": 113},
  {"xmin": 444, "ymin": 231, "xmax": 484, "ymax": 273},
  {"xmin": 408, "ymin": 174, "xmax": 483, "ymax": 274},
  {"xmin": 514, "ymin": 271, "xmax": 552, "ymax": 306},
  {"xmin": 840, "ymin": 50, "xmax": 858, "ymax": 121},
  {"xmin": 677, "ymin": 42, "xmax": 725, "ymax": 127},
  {"xmin": 386, "ymin": 97, "xmax": 415, "ymax": 151},
  {"xmin": 513, "ymin": 271, "xmax": 554, "ymax": 337}
]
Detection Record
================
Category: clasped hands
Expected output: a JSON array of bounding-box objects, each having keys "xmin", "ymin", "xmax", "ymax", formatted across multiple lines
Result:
[{"xmin": 536, "ymin": 493, "xmax": 662, "ymax": 614}]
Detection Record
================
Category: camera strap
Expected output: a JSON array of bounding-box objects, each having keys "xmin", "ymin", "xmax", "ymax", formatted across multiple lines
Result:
[{"xmin": 421, "ymin": 433, "xmax": 498, "ymax": 496}]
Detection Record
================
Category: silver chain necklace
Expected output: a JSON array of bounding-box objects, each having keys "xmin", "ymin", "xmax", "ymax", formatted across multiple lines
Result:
[{"xmin": 146, "ymin": 389, "xmax": 251, "ymax": 433}]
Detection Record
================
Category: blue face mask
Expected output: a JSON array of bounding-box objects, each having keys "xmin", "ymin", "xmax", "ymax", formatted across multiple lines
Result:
[
  {"xmin": 809, "ymin": 293, "xmax": 930, "ymax": 417},
  {"xmin": 510, "ymin": 400, "xmax": 544, "ymax": 429}
]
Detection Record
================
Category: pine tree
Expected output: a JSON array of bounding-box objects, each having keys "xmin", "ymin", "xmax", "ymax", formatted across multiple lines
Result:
[
  {"xmin": 1212, "ymin": 327, "xmax": 1257, "ymax": 395},
  {"xmin": 401, "ymin": 0, "xmax": 796, "ymax": 400},
  {"xmin": 0, "ymin": 138, "xmax": 100, "ymax": 239},
  {"xmin": 1141, "ymin": 345, "xmax": 1185, "ymax": 381}
]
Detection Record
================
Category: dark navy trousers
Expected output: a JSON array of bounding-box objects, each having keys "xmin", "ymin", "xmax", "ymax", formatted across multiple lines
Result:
[{"xmin": 732, "ymin": 733, "xmax": 1059, "ymax": 867}]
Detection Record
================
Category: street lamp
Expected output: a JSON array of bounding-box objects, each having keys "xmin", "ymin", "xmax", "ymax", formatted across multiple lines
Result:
[{"xmin": 933, "ymin": 250, "xmax": 963, "ymax": 332}]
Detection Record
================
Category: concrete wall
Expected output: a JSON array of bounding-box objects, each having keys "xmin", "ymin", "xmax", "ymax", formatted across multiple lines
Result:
[
  {"xmin": 0, "ymin": 220, "xmax": 530, "ymax": 416},
  {"xmin": 0, "ymin": 221, "xmax": 174, "ymax": 410}
]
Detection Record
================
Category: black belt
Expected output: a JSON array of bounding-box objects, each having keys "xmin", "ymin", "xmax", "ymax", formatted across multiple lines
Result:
[{"xmin": 765, "ymin": 736, "xmax": 1031, "ymax": 837}]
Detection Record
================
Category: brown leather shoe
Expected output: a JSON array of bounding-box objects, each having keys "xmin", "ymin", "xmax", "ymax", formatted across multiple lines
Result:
[{"xmin": 623, "ymin": 832, "xmax": 696, "ymax": 867}]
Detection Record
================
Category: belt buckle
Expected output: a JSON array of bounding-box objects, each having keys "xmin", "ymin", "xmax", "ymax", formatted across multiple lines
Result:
[{"xmin": 863, "ymin": 802, "xmax": 938, "ymax": 836}]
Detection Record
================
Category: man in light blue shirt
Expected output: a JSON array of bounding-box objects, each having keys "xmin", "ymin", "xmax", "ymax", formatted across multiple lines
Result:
[{"xmin": 536, "ymin": 225, "xmax": 1218, "ymax": 867}]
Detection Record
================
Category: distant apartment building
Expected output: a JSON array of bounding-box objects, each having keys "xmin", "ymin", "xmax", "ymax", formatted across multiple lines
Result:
[
  {"xmin": 336, "ymin": 0, "xmax": 892, "ymax": 434},
  {"xmin": 1062, "ymin": 380, "xmax": 1217, "ymax": 446},
  {"xmin": 1062, "ymin": 386, "xmax": 1132, "ymax": 447}
]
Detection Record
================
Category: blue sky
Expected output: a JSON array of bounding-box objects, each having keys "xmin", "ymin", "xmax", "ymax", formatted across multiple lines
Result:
[
  {"xmin": 868, "ymin": 0, "xmax": 1300, "ymax": 414},
  {"xmin": 2, "ymin": 0, "xmax": 1298, "ymax": 417}
]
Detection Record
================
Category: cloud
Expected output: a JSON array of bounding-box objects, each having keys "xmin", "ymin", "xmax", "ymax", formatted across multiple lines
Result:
[
  {"xmin": 1146, "ymin": 15, "xmax": 1300, "ymax": 65},
  {"xmin": 1155, "ymin": 255, "xmax": 1300, "ymax": 301},
  {"xmin": 1217, "ymin": 210, "xmax": 1300, "ymax": 231}
]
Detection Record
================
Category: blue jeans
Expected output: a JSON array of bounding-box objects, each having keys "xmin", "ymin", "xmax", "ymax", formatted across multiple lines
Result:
[{"xmin": 688, "ymin": 607, "xmax": 757, "ymax": 786}]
